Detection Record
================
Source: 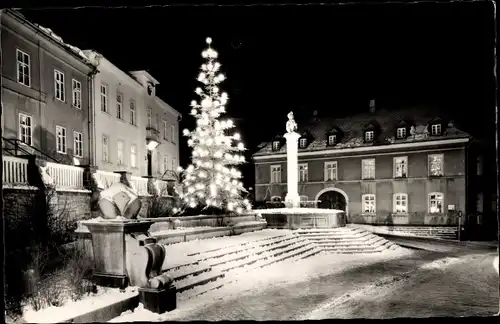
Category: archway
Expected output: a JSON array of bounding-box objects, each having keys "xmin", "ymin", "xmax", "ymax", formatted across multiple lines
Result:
[{"xmin": 315, "ymin": 187, "xmax": 349, "ymax": 215}]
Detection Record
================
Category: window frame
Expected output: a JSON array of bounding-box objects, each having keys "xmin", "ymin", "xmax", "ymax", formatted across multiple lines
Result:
[
  {"xmin": 362, "ymin": 194, "xmax": 376, "ymax": 214},
  {"xmin": 365, "ymin": 130, "xmax": 374, "ymax": 142},
  {"xmin": 393, "ymin": 193, "xmax": 408, "ymax": 214},
  {"xmin": 18, "ymin": 113, "xmax": 33, "ymax": 146},
  {"xmin": 102, "ymin": 135, "xmax": 109, "ymax": 162},
  {"xmin": 163, "ymin": 120, "xmax": 169, "ymax": 140},
  {"xmin": 56, "ymin": 125, "xmax": 67, "ymax": 154},
  {"xmin": 299, "ymin": 137, "xmax": 307, "ymax": 148},
  {"xmin": 362, "ymin": 158, "xmax": 376, "ymax": 180},
  {"xmin": 428, "ymin": 153, "xmax": 444, "ymax": 177},
  {"xmin": 163, "ymin": 155, "xmax": 169, "ymax": 172},
  {"xmin": 100, "ymin": 83, "xmax": 108, "ymax": 113},
  {"xmin": 396, "ymin": 127, "xmax": 406, "ymax": 139},
  {"xmin": 72, "ymin": 79, "xmax": 82, "ymax": 109},
  {"xmin": 270, "ymin": 165, "xmax": 282, "ymax": 183},
  {"xmin": 73, "ymin": 131, "xmax": 83, "ymax": 157},
  {"xmin": 393, "ymin": 156, "xmax": 408, "ymax": 178},
  {"xmin": 16, "ymin": 49, "xmax": 31, "ymax": 87},
  {"xmin": 324, "ymin": 161, "xmax": 338, "ymax": 181},
  {"xmin": 129, "ymin": 100, "xmax": 137, "ymax": 125},
  {"xmin": 130, "ymin": 143, "xmax": 137, "ymax": 168},
  {"xmin": 116, "ymin": 92, "xmax": 123, "ymax": 119},
  {"xmin": 170, "ymin": 125, "xmax": 176, "ymax": 143},
  {"xmin": 54, "ymin": 69, "xmax": 65, "ymax": 102},
  {"xmin": 328, "ymin": 134, "xmax": 337, "ymax": 146},
  {"xmin": 430, "ymin": 123, "xmax": 442, "ymax": 136},
  {"xmin": 117, "ymin": 139, "xmax": 124, "ymax": 165},
  {"xmin": 298, "ymin": 163, "xmax": 308, "ymax": 182},
  {"xmin": 272, "ymin": 141, "xmax": 280, "ymax": 151},
  {"xmin": 428, "ymin": 192, "xmax": 444, "ymax": 214}
]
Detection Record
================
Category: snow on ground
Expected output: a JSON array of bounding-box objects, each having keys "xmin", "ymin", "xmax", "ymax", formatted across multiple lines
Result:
[
  {"xmin": 163, "ymin": 229, "xmax": 289, "ymax": 267},
  {"xmin": 110, "ymin": 245, "xmax": 414, "ymax": 322},
  {"xmin": 256, "ymin": 208, "xmax": 343, "ymax": 214},
  {"xmin": 494, "ymin": 256, "xmax": 499, "ymax": 275},
  {"xmin": 23, "ymin": 286, "xmax": 138, "ymax": 323}
]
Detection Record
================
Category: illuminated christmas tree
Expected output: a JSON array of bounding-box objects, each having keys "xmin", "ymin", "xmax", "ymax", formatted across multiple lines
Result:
[{"xmin": 176, "ymin": 37, "xmax": 252, "ymax": 214}]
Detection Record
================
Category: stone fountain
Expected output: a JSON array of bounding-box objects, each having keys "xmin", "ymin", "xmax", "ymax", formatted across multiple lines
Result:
[{"xmin": 82, "ymin": 171, "xmax": 176, "ymax": 314}]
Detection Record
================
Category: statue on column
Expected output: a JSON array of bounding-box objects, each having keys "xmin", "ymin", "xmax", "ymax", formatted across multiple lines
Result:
[{"xmin": 286, "ymin": 111, "xmax": 298, "ymax": 134}]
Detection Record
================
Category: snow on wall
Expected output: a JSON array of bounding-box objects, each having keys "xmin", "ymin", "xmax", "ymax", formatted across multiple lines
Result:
[{"xmin": 35, "ymin": 25, "xmax": 91, "ymax": 63}]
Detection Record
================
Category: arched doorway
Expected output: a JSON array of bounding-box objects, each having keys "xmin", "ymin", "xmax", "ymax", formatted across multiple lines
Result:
[{"xmin": 315, "ymin": 187, "xmax": 349, "ymax": 215}]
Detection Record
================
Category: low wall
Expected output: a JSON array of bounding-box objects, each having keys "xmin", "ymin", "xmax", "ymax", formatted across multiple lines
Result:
[
  {"xmin": 258, "ymin": 209, "xmax": 346, "ymax": 229},
  {"xmin": 148, "ymin": 213, "xmax": 258, "ymax": 232},
  {"xmin": 347, "ymin": 224, "xmax": 458, "ymax": 240}
]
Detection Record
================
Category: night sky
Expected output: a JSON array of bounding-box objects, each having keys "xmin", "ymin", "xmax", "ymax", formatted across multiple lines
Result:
[{"xmin": 17, "ymin": 2, "xmax": 496, "ymax": 187}]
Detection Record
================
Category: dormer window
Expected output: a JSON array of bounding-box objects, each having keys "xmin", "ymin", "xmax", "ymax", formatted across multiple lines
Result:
[
  {"xmin": 430, "ymin": 124, "xmax": 442, "ymax": 136},
  {"xmin": 272, "ymin": 141, "xmax": 280, "ymax": 151},
  {"xmin": 365, "ymin": 131, "xmax": 374, "ymax": 142},
  {"xmin": 328, "ymin": 134, "xmax": 337, "ymax": 145},
  {"xmin": 396, "ymin": 127, "xmax": 406, "ymax": 139},
  {"xmin": 299, "ymin": 138, "xmax": 308, "ymax": 148}
]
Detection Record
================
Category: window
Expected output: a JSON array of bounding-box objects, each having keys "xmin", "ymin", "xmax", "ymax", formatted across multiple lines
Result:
[
  {"xmin": 16, "ymin": 49, "xmax": 30, "ymax": 87},
  {"xmin": 102, "ymin": 136, "xmax": 109, "ymax": 162},
  {"xmin": 100, "ymin": 84, "xmax": 108, "ymax": 112},
  {"xmin": 163, "ymin": 155, "xmax": 169, "ymax": 172},
  {"xmin": 116, "ymin": 93, "xmax": 123, "ymax": 119},
  {"xmin": 56, "ymin": 125, "xmax": 67, "ymax": 154},
  {"xmin": 324, "ymin": 161, "xmax": 337, "ymax": 181},
  {"xmin": 156, "ymin": 114, "xmax": 161, "ymax": 133},
  {"xmin": 428, "ymin": 154, "xmax": 444, "ymax": 177},
  {"xmin": 147, "ymin": 108, "xmax": 152, "ymax": 127},
  {"xmin": 117, "ymin": 140, "xmax": 124, "ymax": 165},
  {"xmin": 73, "ymin": 131, "xmax": 83, "ymax": 157},
  {"xmin": 129, "ymin": 100, "xmax": 137, "ymax": 125},
  {"xmin": 270, "ymin": 165, "xmax": 281, "ymax": 183},
  {"xmin": 396, "ymin": 127, "xmax": 406, "ymax": 139},
  {"xmin": 328, "ymin": 134, "xmax": 337, "ymax": 145},
  {"xmin": 130, "ymin": 144, "xmax": 137, "ymax": 168},
  {"xmin": 170, "ymin": 125, "xmax": 176, "ymax": 143},
  {"xmin": 393, "ymin": 156, "xmax": 408, "ymax": 178},
  {"xmin": 172, "ymin": 157, "xmax": 177, "ymax": 171},
  {"xmin": 362, "ymin": 159, "xmax": 375, "ymax": 179},
  {"xmin": 272, "ymin": 141, "xmax": 280, "ymax": 151},
  {"xmin": 298, "ymin": 163, "xmax": 308, "ymax": 182},
  {"xmin": 362, "ymin": 194, "xmax": 376, "ymax": 214},
  {"xmin": 18, "ymin": 113, "xmax": 32, "ymax": 146},
  {"xmin": 72, "ymin": 79, "xmax": 82, "ymax": 108},
  {"xmin": 54, "ymin": 70, "xmax": 65, "ymax": 102},
  {"xmin": 299, "ymin": 138, "xmax": 307, "ymax": 148},
  {"xmin": 163, "ymin": 121, "xmax": 169, "ymax": 140},
  {"xmin": 431, "ymin": 124, "xmax": 442, "ymax": 136},
  {"xmin": 476, "ymin": 193, "xmax": 483, "ymax": 213},
  {"xmin": 393, "ymin": 193, "xmax": 408, "ymax": 214},
  {"xmin": 428, "ymin": 192, "xmax": 444, "ymax": 214},
  {"xmin": 365, "ymin": 131, "xmax": 374, "ymax": 142}
]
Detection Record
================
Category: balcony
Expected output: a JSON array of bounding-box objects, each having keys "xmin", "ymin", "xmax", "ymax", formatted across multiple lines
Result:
[{"xmin": 146, "ymin": 126, "xmax": 161, "ymax": 150}]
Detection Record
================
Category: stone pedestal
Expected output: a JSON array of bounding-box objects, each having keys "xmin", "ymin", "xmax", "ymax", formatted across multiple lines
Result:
[
  {"xmin": 139, "ymin": 285, "xmax": 177, "ymax": 314},
  {"xmin": 284, "ymin": 131, "xmax": 301, "ymax": 208},
  {"xmin": 83, "ymin": 220, "xmax": 155, "ymax": 289}
]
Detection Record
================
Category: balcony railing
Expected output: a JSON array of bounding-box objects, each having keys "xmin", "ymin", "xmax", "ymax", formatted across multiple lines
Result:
[
  {"xmin": 45, "ymin": 162, "xmax": 85, "ymax": 190},
  {"xmin": 94, "ymin": 170, "xmax": 121, "ymax": 189},
  {"xmin": 3, "ymin": 156, "xmax": 29, "ymax": 185},
  {"xmin": 146, "ymin": 126, "xmax": 161, "ymax": 144},
  {"xmin": 130, "ymin": 175, "xmax": 150, "ymax": 196}
]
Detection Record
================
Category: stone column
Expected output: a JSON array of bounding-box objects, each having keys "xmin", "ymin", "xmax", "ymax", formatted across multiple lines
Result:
[{"xmin": 284, "ymin": 131, "xmax": 301, "ymax": 208}]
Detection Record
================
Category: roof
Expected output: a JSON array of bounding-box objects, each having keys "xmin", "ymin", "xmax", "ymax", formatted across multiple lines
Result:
[{"xmin": 253, "ymin": 104, "xmax": 471, "ymax": 157}]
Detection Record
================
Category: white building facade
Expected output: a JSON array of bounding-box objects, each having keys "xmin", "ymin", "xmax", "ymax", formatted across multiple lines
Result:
[{"xmin": 84, "ymin": 50, "xmax": 181, "ymax": 179}]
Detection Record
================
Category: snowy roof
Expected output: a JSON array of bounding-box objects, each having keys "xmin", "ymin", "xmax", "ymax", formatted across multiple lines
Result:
[{"xmin": 253, "ymin": 104, "xmax": 471, "ymax": 157}]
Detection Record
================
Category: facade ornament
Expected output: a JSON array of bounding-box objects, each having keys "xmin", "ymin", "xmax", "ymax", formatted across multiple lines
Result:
[{"xmin": 285, "ymin": 111, "xmax": 298, "ymax": 134}]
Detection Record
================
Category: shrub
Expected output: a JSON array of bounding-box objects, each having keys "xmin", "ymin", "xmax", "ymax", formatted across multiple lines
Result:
[{"xmin": 145, "ymin": 186, "xmax": 176, "ymax": 218}]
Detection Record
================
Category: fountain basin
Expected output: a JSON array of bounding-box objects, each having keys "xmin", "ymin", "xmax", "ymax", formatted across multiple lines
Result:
[{"xmin": 257, "ymin": 208, "xmax": 346, "ymax": 229}]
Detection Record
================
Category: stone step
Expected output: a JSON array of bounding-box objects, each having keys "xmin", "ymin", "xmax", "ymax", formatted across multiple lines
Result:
[
  {"xmin": 163, "ymin": 260, "xmax": 201, "ymax": 273},
  {"xmin": 312, "ymin": 236, "xmax": 386, "ymax": 247},
  {"xmin": 199, "ymin": 235, "xmax": 298, "ymax": 263},
  {"xmin": 163, "ymin": 265, "xmax": 212, "ymax": 282},
  {"xmin": 254, "ymin": 244, "xmax": 319, "ymax": 269},
  {"xmin": 187, "ymin": 233, "xmax": 289, "ymax": 256},
  {"xmin": 215, "ymin": 240, "xmax": 313, "ymax": 273},
  {"xmin": 176, "ymin": 270, "xmax": 226, "ymax": 294},
  {"xmin": 208, "ymin": 237, "xmax": 306, "ymax": 268},
  {"xmin": 297, "ymin": 232, "xmax": 371, "ymax": 240}
]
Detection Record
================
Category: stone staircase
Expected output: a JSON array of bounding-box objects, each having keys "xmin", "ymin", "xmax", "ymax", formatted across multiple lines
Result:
[
  {"xmin": 293, "ymin": 227, "xmax": 400, "ymax": 253},
  {"xmin": 159, "ymin": 228, "xmax": 402, "ymax": 301},
  {"xmin": 161, "ymin": 232, "xmax": 323, "ymax": 299}
]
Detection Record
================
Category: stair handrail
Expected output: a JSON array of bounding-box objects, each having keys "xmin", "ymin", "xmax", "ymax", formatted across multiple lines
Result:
[{"xmin": 2, "ymin": 137, "xmax": 60, "ymax": 163}]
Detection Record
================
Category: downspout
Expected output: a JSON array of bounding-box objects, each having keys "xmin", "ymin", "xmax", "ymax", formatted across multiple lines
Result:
[{"xmin": 87, "ymin": 67, "xmax": 98, "ymax": 166}]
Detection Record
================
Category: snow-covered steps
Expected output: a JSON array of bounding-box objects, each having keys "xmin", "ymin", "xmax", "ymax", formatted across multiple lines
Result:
[
  {"xmin": 294, "ymin": 228, "xmax": 399, "ymax": 254},
  {"xmin": 175, "ymin": 270, "xmax": 226, "ymax": 293}
]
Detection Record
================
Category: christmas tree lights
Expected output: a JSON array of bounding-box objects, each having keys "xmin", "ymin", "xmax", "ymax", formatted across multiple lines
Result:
[{"xmin": 177, "ymin": 37, "xmax": 252, "ymax": 214}]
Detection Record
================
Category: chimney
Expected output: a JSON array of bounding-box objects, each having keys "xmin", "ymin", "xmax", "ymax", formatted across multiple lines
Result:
[{"xmin": 369, "ymin": 99, "xmax": 376, "ymax": 113}]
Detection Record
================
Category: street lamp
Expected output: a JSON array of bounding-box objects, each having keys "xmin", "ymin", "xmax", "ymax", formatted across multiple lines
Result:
[{"xmin": 146, "ymin": 139, "xmax": 159, "ymax": 177}]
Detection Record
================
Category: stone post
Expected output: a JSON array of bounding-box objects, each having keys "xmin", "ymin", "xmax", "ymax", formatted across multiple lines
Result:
[{"xmin": 284, "ymin": 131, "xmax": 301, "ymax": 208}]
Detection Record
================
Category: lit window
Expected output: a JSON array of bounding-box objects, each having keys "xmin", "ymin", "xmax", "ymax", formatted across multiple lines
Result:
[
  {"xmin": 270, "ymin": 165, "xmax": 281, "ymax": 183},
  {"xmin": 328, "ymin": 134, "xmax": 337, "ymax": 145},
  {"xmin": 116, "ymin": 93, "xmax": 123, "ymax": 119},
  {"xmin": 396, "ymin": 127, "xmax": 406, "ymax": 139},
  {"xmin": 428, "ymin": 192, "xmax": 444, "ymax": 214},
  {"xmin": 117, "ymin": 140, "xmax": 124, "ymax": 165},
  {"xmin": 72, "ymin": 79, "xmax": 82, "ymax": 109},
  {"xmin": 362, "ymin": 194, "xmax": 376, "ymax": 213},
  {"xmin": 365, "ymin": 131, "xmax": 374, "ymax": 142},
  {"xmin": 362, "ymin": 159, "xmax": 375, "ymax": 179},
  {"xmin": 130, "ymin": 144, "xmax": 137, "ymax": 168},
  {"xmin": 18, "ymin": 113, "xmax": 32, "ymax": 146},
  {"xmin": 17, "ymin": 49, "xmax": 31, "ymax": 87},
  {"xmin": 324, "ymin": 161, "xmax": 337, "ymax": 181},
  {"xmin": 56, "ymin": 125, "xmax": 67, "ymax": 154},
  {"xmin": 428, "ymin": 154, "xmax": 444, "ymax": 176},
  {"xmin": 272, "ymin": 141, "xmax": 280, "ymax": 151},
  {"xmin": 393, "ymin": 193, "xmax": 408, "ymax": 213},
  {"xmin": 100, "ymin": 84, "xmax": 108, "ymax": 112},
  {"xmin": 102, "ymin": 136, "xmax": 109, "ymax": 162},
  {"xmin": 431, "ymin": 124, "xmax": 442, "ymax": 136},
  {"xmin": 129, "ymin": 100, "xmax": 136, "ymax": 125},
  {"xmin": 298, "ymin": 163, "xmax": 308, "ymax": 182},
  {"xmin": 73, "ymin": 131, "xmax": 83, "ymax": 157},
  {"xmin": 394, "ymin": 156, "xmax": 408, "ymax": 178},
  {"xmin": 299, "ymin": 138, "xmax": 307, "ymax": 148},
  {"xmin": 54, "ymin": 70, "xmax": 65, "ymax": 102}
]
